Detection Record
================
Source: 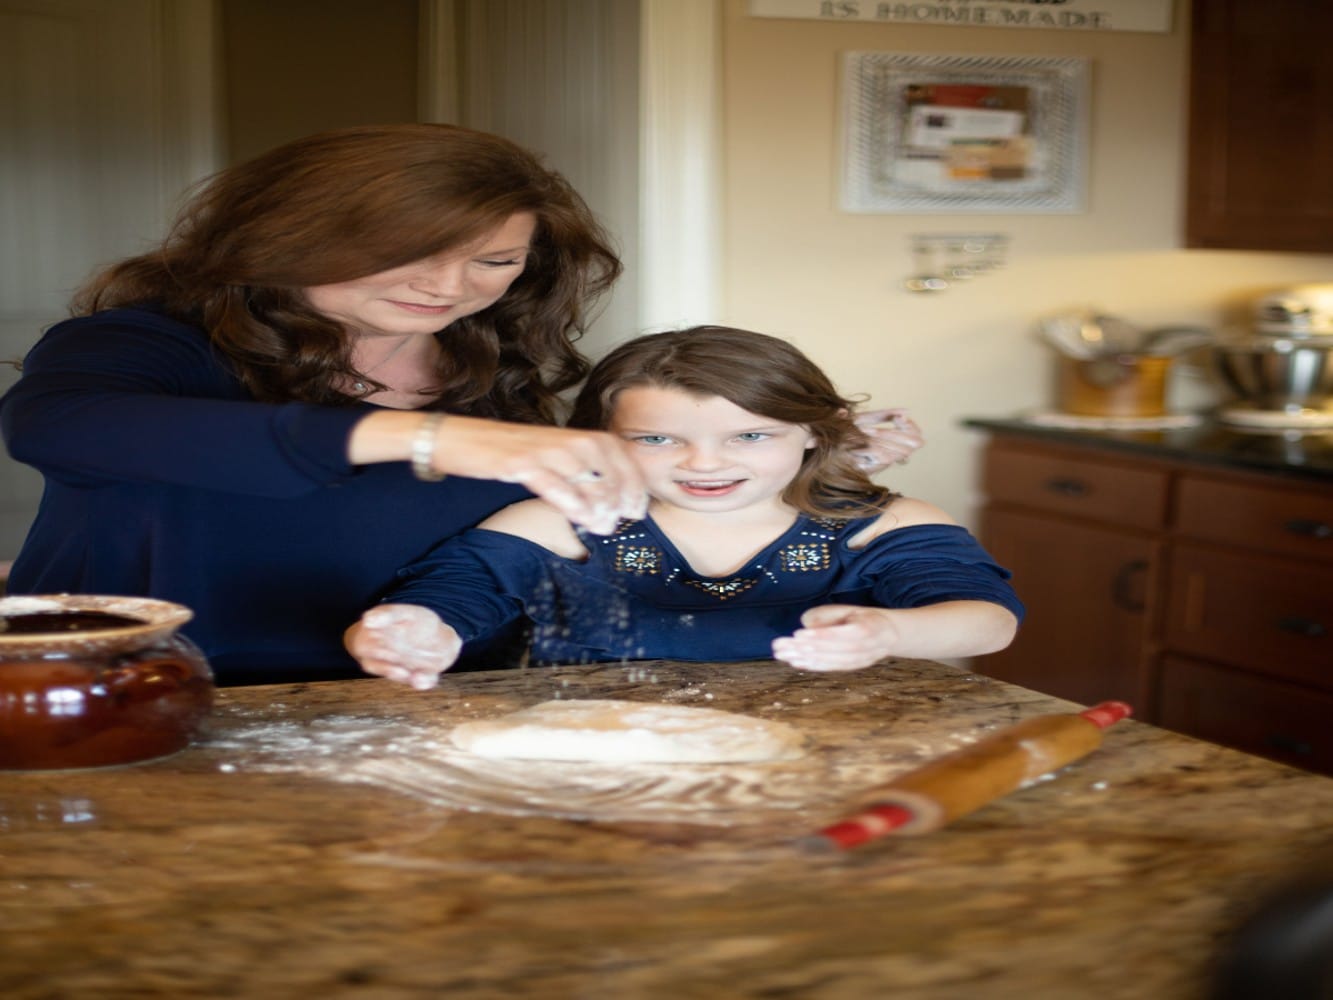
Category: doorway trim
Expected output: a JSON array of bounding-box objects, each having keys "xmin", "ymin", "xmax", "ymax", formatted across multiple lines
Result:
[{"xmin": 417, "ymin": 0, "xmax": 722, "ymax": 333}]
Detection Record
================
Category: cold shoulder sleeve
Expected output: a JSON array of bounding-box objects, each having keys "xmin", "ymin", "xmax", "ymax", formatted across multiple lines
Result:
[
  {"xmin": 839, "ymin": 523, "xmax": 1025, "ymax": 621},
  {"xmin": 0, "ymin": 309, "xmax": 367, "ymax": 498}
]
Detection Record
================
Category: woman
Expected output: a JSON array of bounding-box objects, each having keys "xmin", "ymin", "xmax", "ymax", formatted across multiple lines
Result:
[
  {"xmin": 0, "ymin": 124, "xmax": 646, "ymax": 683},
  {"xmin": 2, "ymin": 125, "xmax": 922, "ymax": 685}
]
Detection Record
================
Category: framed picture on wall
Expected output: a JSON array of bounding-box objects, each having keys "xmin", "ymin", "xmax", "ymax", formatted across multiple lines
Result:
[{"xmin": 840, "ymin": 52, "xmax": 1089, "ymax": 214}]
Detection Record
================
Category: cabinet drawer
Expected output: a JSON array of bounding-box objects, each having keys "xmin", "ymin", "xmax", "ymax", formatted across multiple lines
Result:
[
  {"xmin": 1157, "ymin": 655, "xmax": 1333, "ymax": 776},
  {"xmin": 982, "ymin": 441, "xmax": 1168, "ymax": 530},
  {"xmin": 1164, "ymin": 542, "xmax": 1333, "ymax": 688},
  {"xmin": 1175, "ymin": 474, "xmax": 1333, "ymax": 563}
]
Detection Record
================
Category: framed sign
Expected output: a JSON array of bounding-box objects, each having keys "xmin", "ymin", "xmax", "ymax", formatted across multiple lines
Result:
[
  {"xmin": 749, "ymin": 0, "xmax": 1173, "ymax": 34},
  {"xmin": 840, "ymin": 52, "xmax": 1089, "ymax": 214}
]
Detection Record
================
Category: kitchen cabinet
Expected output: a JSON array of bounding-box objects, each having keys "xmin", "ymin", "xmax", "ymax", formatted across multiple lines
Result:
[
  {"xmin": 971, "ymin": 429, "xmax": 1333, "ymax": 775},
  {"xmin": 1185, "ymin": 0, "xmax": 1333, "ymax": 252},
  {"xmin": 976, "ymin": 442, "xmax": 1164, "ymax": 708}
]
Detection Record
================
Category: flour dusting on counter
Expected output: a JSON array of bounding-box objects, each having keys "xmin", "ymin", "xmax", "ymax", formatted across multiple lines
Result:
[
  {"xmin": 198, "ymin": 661, "xmax": 999, "ymax": 827},
  {"xmin": 202, "ymin": 708, "xmax": 842, "ymax": 826},
  {"xmin": 199, "ymin": 693, "xmax": 981, "ymax": 826}
]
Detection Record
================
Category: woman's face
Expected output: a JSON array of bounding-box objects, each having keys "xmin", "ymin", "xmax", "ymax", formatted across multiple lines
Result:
[{"xmin": 303, "ymin": 212, "xmax": 537, "ymax": 338}]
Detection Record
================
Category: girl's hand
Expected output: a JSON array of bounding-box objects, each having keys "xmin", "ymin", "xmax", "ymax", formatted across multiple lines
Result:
[
  {"xmin": 771, "ymin": 605, "xmax": 901, "ymax": 672},
  {"xmin": 852, "ymin": 408, "xmax": 924, "ymax": 472},
  {"xmin": 772, "ymin": 600, "xmax": 1019, "ymax": 671},
  {"xmin": 345, "ymin": 604, "xmax": 462, "ymax": 690}
]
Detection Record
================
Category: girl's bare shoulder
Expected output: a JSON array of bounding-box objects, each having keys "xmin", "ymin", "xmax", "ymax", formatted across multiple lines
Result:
[
  {"xmin": 847, "ymin": 496, "xmax": 958, "ymax": 548},
  {"xmin": 478, "ymin": 498, "xmax": 588, "ymax": 559}
]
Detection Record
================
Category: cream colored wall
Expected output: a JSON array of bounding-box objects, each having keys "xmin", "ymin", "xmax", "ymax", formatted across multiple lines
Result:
[{"xmin": 717, "ymin": 1, "xmax": 1333, "ymax": 526}]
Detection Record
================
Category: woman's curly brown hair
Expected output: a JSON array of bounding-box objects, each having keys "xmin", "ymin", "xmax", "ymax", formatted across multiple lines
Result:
[
  {"xmin": 567, "ymin": 326, "xmax": 898, "ymax": 519},
  {"xmin": 72, "ymin": 124, "xmax": 622, "ymax": 423}
]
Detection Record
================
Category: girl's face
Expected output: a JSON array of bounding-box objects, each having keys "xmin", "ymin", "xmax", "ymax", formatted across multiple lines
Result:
[
  {"xmin": 303, "ymin": 212, "xmax": 536, "ymax": 338},
  {"xmin": 609, "ymin": 386, "xmax": 815, "ymax": 515}
]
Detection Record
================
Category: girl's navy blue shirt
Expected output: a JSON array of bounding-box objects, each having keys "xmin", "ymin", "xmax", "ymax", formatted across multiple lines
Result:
[{"xmin": 387, "ymin": 512, "xmax": 1025, "ymax": 665}]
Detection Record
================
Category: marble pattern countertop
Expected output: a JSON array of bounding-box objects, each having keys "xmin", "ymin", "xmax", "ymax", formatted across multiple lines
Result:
[{"xmin": 3, "ymin": 658, "xmax": 1332, "ymax": 998}]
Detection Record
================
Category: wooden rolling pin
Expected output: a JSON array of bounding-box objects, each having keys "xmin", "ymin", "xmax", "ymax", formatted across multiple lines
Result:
[{"xmin": 809, "ymin": 701, "xmax": 1133, "ymax": 850}]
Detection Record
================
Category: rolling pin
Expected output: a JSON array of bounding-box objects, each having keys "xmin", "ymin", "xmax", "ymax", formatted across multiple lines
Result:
[{"xmin": 809, "ymin": 701, "xmax": 1132, "ymax": 850}]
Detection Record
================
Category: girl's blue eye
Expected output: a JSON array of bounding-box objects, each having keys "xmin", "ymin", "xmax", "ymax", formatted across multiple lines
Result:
[
  {"xmin": 736, "ymin": 432, "xmax": 769, "ymax": 442},
  {"xmin": 633, "ymin": 434, "xmax": 671, "ymax": 445}
]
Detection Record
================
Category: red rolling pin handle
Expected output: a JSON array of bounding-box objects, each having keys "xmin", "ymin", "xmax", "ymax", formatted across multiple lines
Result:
[{"xmin": 811, "ymin": 701, "xmax": 1133, "ymax": 851}]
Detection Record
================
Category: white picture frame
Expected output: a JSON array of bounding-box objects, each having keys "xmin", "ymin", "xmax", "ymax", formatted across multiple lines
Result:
[{"xmin": 840, "ymin": 52, "xmax": 1090, "ymax": 214}]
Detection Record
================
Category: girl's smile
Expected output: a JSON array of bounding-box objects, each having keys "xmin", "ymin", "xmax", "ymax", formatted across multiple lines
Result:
[{"xmin": 678, "ymin": 479, "xmax": 744, "ymax": 497}]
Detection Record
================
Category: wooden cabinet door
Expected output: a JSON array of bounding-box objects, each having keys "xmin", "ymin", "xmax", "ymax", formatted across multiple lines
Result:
[
  {"xmin": 1157, "ymin": 654, "xmax": 1333, "ymax": 776},
  {"xmin": 976, "ymin": 507, "xmax": 1159, "ymax": 709},
  {"xmin": 1186, "ymin": 0, "xmax": 1333, "ymax": 252},
  {"xmin": 1163, "ymin": 542, "xmax": 1332, "ymax": 689}
]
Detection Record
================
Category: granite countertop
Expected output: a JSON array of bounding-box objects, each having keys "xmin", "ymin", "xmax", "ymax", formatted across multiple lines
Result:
[
  {"xmin": 4, "ymin": 659, "xmax": 1332, "ymax": 998},
  {"xmin": 964, "ymin": 415, "xmax": 1333, "ymax": 483}
]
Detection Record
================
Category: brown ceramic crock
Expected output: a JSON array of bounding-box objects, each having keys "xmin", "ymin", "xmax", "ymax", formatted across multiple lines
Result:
[{"xmin": 0, "ymin": 595, "xmax": 214, "ymax": 770}]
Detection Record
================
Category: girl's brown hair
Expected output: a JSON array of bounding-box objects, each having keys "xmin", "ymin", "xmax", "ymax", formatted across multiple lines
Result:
[
  {"xmin": 567, "ymin": 326, "xmax": 898, "ymax": 518},
  {"xmin": 73, "ymin": 124, "xmax": 622, "ymax": 422}
]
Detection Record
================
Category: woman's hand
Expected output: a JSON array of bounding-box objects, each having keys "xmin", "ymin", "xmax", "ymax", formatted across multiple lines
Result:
[
  {"xmin": 349, "ymin": 412, "xmax": 648, "ymax": 535},
  {"xmin": 852, "ymin": 408, "xmax": 924, "ymax": 473},
  {"xmin": 345, "ymin": 604, "xmax": 462, "ymax": 690},
  {"xmin": 772, "ymin": 601, "xmax": 1018, "ymax": 672},
  {"xmin": 433, "ymin": 416, "xmax": 647, "ymax": 534}
]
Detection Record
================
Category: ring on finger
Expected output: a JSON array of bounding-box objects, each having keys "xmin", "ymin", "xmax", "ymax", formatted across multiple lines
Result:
[{"xmin": 567, "ymin": 469, "xmax": 603, "ymax": 485}]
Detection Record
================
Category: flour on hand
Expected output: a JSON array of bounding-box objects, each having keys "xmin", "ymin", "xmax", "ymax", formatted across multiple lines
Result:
[{"xmin": 448, "ymin": 699, "xmax": 806, "ymax": 763}]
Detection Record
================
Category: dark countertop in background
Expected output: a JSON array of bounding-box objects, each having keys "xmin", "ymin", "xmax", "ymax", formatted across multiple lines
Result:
[{"xmin": 964, "ymin": 415, "xmax": 1333, "ymax": 484}]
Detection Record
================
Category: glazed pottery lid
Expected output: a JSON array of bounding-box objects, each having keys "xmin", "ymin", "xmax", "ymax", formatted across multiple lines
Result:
[{"xmin": 0, "ymin": 594, "xmax": 194, "ymax": 656}]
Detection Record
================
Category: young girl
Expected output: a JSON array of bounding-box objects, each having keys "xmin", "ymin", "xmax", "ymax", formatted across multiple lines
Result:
[{"xmin": 346, "ymin": 327, "xmax": 1022, "ymax": 688}]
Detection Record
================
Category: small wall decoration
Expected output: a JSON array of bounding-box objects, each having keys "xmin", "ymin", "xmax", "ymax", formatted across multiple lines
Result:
[{"xmin": 840, "ymin": 52, "xmax": 1089, "ymax": 214}]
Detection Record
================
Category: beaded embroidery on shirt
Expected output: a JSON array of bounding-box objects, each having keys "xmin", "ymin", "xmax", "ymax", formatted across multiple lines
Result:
[
  {"xmin": 588, "ymin": 521, "xmax": 664, "ymax": 576},
  {"xmin": 776, "ymin": 516, "xmax": 844, "ymax": 573},
  {"xmin": 616, "ymin": 545, "xmax": 662, "ymax": 575},
  {"xmin": 680, "ymin": 576, "xmax": 758, "ymax": 600},
  {"xmin": 779, "ymin": 543, "xmax": 829, "ymax": 572},
  {"xmin": 596, "ymin": 514, "xmax": 854, "ymax": 600}
]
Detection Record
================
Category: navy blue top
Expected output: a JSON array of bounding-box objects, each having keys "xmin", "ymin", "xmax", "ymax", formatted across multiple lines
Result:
[
  {"xmin": 0, "ymin": 308, "xmax": 528, "ymax": 683},
  {"xmin": 387, "ymin": 512, "xmax": 1024, "ymax": 664}
]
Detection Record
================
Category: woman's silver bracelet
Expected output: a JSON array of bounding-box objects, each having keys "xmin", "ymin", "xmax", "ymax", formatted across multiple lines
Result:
[{"xmin": 411, "ymin": 412, "xmax": 447, "ymax": 482}]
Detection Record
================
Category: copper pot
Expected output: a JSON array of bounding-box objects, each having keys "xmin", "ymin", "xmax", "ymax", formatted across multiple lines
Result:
[{"xmin": 1055, "ymin": 354, "xmax": 1173, "ymax": 417}]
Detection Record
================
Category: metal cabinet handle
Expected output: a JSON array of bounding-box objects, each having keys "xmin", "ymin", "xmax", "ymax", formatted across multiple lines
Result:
[
  {"xmin": 1111, "ymin": 559, "xmax": 1149, "ymax": 612},
  {"xmin": 1276, "ymin": 616, "xmax": 1328, "ymax": 638},
  {"xmin": 1265, "ymin": 733, "xmax": 1314, "ymax": 757},
  {"xmin": 1284, "ymin": 518, "xmax": 1332, "ymax": 539},
  {"xmin": 1044, "ymin": 477, "xmax": 1089, "ymax": 497}
]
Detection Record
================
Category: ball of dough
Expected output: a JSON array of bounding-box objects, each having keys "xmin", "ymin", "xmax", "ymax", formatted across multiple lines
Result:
[{"xmin": 449, "ymin": 699, "xmax": 806, "ymax": 763}]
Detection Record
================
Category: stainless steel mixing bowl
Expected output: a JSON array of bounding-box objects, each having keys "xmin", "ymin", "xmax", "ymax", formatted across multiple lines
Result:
[{"xmin": 1214, "ymin": 339, "xmax": 1333, "ymax": 412}]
